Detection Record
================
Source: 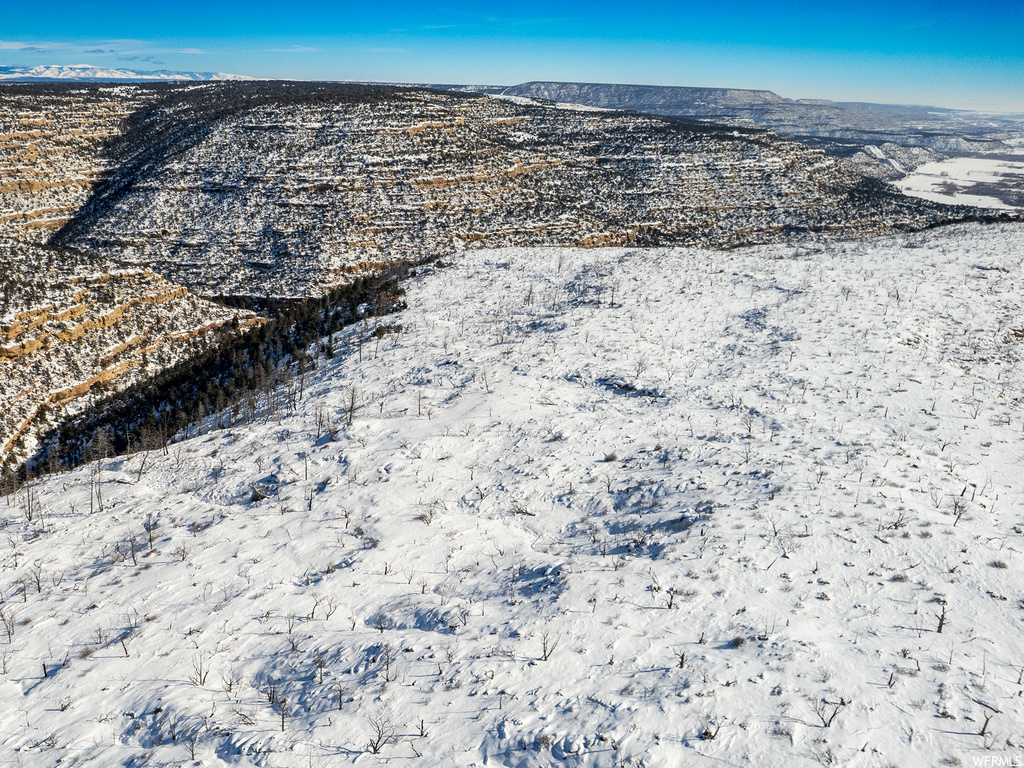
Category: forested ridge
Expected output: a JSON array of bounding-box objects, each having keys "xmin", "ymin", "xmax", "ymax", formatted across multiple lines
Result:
[{"xmin": 8, "ymin": 258, "xmax": 419, "ymax": 484}]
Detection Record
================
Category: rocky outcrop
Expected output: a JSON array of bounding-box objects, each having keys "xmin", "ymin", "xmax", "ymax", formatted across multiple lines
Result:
[
  {"xmin": 0, "ymin": 85, "xmax": 155, "ymax": 241},
  {"xmin": 0, "ymin": 239, "xmax": 259, "ymax": 463}
]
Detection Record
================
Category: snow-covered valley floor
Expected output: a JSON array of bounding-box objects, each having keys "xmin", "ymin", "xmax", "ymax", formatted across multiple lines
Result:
[
  {"xmin": 2, "ymin": 223, "xmax": 1024, "ymax": 767},
  {"xmin": 896, "ymin": 155, "xmax": 1024, "ymax": 211}
]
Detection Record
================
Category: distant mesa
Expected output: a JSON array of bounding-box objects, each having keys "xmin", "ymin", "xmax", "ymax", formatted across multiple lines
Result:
[
  {"xmin": 432, "ymin": 80, "xmax": 1024, "ymax": 158},
  {"xmin": 502, "ymin": 81, "xmax": 790, "ymax": 110}
]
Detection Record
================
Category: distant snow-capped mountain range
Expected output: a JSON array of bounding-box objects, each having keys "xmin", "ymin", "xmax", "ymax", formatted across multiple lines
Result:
[{"xmin": 0, "ymin": 64, "xmax": 256, "ymax": 82}]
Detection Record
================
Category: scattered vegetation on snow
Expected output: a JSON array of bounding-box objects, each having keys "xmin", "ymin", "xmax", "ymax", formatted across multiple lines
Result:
[{"xmin": 1, "ymin": 222, "xmax": 1022, "ymax": 766}]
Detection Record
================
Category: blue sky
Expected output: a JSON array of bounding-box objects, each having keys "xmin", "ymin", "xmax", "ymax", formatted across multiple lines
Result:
[{"xmin": 2, "ymin": 0, "xmax": 1022, "ymax": 111}]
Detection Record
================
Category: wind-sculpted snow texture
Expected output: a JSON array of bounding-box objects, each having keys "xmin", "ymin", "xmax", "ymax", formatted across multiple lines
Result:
[
  {"xmin": 51, "ymin": 83, "xmax": 972, "ymax": 298},
  {"xmin": 2, "ymin": 223, "xmax": 1023, "ymax": 766}
]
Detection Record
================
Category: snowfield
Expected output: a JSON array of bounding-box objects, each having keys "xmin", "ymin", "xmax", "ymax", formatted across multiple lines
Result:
[
  {"xmin": 897, "ymin": 156, "xmax": 1024, "ymax": 211},
  {"xmin": 2, "ymin": 222, "xmax": 1024, "ymax": 767}
]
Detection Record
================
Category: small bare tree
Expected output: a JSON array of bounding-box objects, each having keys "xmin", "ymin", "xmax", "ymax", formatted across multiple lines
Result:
[
  {"xmin": 952, "ymin": 497, "xmax": 967, "ymax": 526},
  {"xmin": 539, "ymin": 630, "xmax": 560, "ymax": 662},
  {"xmin": 811, "ymin": 693, "xmax": 849, "ymax": 727},
  {"xmin": 979, "ymin": 711, "xmax": 995, "ymax": 738},
  {"xmin": 185, "ymin": 730, "xmax": 201, "ymax": 760},
  {"xmin": 278, "ymin": 697, "xmax": 288, "ymax": 732},
  {"xmin": 0, "ymin": 609, "xmax": 16, "ymax": 642},
  {"xmin": 308, "ymin": 594, "xmax": 323, "ymax": 620},
  {"xmin": 347, "ymin": 386, "xmax": 358, "ymax": 425},
  {"xmin": 189, "ymin": 654, "xmax": 210, "ymax": 686},
  {"xmin": 322, "ymin": 596, "xmax": 339, "ymax": 620},
  {"xmin": 366, "ymin": 712, "xmax": 396, "ymax": 754},
  {"xmin": 699, "ymin": 714, "xmax": 723, "ymax": 740}
]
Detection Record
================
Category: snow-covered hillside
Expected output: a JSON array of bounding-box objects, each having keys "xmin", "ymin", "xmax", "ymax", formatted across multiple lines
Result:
[
  {"xmin": 2, "ymin": 222, "xmax": 1023, "ymax": 767},
  {"xmin": 55, "ymin": 83, "xmax": 975, "ymax": 300},
  {"xmin": 0, "ymin": 239, "xmax": 260, "ymax": 466}
]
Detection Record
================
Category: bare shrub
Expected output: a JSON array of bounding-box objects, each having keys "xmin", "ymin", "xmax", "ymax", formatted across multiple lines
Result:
[{"xmin": 366, "ymin": 712, "xmax": 397, "ymax": 754}]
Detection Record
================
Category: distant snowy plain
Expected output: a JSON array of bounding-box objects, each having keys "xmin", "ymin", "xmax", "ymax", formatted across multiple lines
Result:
[
  {"xmin": 2, "ymin": 223, "xmax": 1023, "ymax": 767},
  {"xmin": 898, "ymin": 156, "xmax": 1024, "ymax": 211}
]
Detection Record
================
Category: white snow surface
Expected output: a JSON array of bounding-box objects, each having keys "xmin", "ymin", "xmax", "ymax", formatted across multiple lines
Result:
[
  {"xmin": 490, "ymin": 94, "xmax": 613, "ymax": 113},
  {"xmin": 863, "ymin": 145, "xmax": 906, "ymax": 176},
  {"xmin": 3, "ymin": 223, "xmax": 1024, "ymax": 767},
  {"xmin": 897, "ymin": 156, "xmax": 1024, "ymax": 210}
]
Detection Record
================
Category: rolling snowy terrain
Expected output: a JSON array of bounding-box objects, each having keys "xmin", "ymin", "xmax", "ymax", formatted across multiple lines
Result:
[
  {"xmin": 1, "ymin": 222, "xmax": 1023, "ymax": 767},
  {"xmin": 3, "ymin": 80, "xmax": 980, "ymax": 467}
]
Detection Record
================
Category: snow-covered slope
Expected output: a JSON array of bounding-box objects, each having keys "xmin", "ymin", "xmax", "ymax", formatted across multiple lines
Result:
[
  {"xmin": 0, "ymin": 85, "xmax": 153, "ymax": 242},
  {"xmin": 48, "ymin": 84, "xmax": 978, "ymax": 300},
  {"xmin": 2, "ymin": 222, "xmax": 1023, "ymax": 766},
  {"xmin": 0, "ymin": 65, "xmax": 256, "ymax": 82},
  {"xmin": 897, "ymin": 155, "xmax": 1024, "ymax": 211},
  {"xmin": 432, "ymin": 81, "xmax": 1024, "ymax": 202}
]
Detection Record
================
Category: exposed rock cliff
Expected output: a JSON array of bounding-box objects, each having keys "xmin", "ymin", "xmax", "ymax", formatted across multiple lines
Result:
[
  {"xmin": 0, "ymin": 84, "xmax": 155, "ymax": 241},
  {"xmin": 0, "ymin": 239, "xmax": 257, "ymax": 464}
]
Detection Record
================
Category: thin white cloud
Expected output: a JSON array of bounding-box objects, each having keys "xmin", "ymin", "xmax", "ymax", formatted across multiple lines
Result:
[
  {"xmin": 0, "ymin": 38, "xmax": 153, "ymax": 56},
  {"xmin": 118, "ymin": 55, "xmax": 166, "ymax": 66},
  {"xmin": 95, "ymin": 39, "xmax": 149, "ymax": 45},
  {"xmin": 263, "ymin": 45, "xmax": 319, "ymax": 53},
  {"xmin": 0, "ymin": 38, "xmax": 210, "ymax": 58},
  {"xmin": 118, "ymin": 47, "xmax": 210, "ymax": 56},
  {"xmin": 0, "ymin": 39, "xmax": 63, "ymax": 51},
  {"xmin": 152, "ymin": 48, "xmax": 210, "ymax": 55}
]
